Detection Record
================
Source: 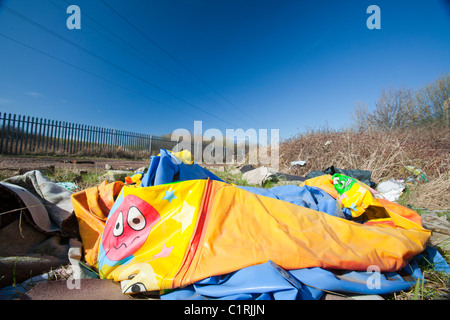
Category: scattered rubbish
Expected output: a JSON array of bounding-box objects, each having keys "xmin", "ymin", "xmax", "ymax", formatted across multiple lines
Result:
[
  {"xmin": 81, "ymin": 151, "xmax": 444, "ymax": 298},
  {"xmin": 239, "ymin": 164, "xmax": 255, "ymax": 174},
  {"xmin": 332, "ymin": 173, "xmax": 373, "ymax": 218},
  {"xmin": 406, "ymin": 176, "xmax": 417, "ymax": 185},
  {"xmin": 421, "ymin": 213, "xmax": 450, "ymax": 252},
  {"xmin": 98, "ymin": 172, "xmax": 431, "ymax": 295},
  {"xmin": 305, "ymin": 166, "xmax": 375, "ymax": 188},
  {"xmin": 57, "ymin": 181, "xmax": 78, "ymax": 192},
  {"xmin": 290, "ymin": 160, "xmax": 306, "ymax": 167},
  {"xmin": 404, "ymin": 166, "xmax": 429, "ymax": 182},
  {"xmin": 1, "ymin": 150, "xmax": 449, "ymax": 301},
  {"xmin": 242, "ymin": 166, "xmax": 277, "ymax": 186},
  {"xmin": 63, "ymin": 160, "xmax": 95, "ymax": 164},
  {"xmin": 376, "ymin": 179, "xmax": 405, "ymax": 202},
  {"xmin": 275, "ymin": 172, "xmax": 306, "ymax": 183},
  {"xmin": 241, "ymin": 164, "xmax": 305, "ymax": 186}
]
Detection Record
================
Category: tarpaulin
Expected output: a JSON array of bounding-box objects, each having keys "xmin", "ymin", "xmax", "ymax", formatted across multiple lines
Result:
[
  {"xmin": 97, "ymin": 155, "xmax": 431, "ymax": 295},
  {"xmin": 0, "ymin": 170, "xmax": 79, "ymax": 290}
]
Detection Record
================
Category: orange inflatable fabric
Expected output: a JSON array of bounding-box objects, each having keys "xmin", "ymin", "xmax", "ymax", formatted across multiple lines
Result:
[{"xmin": 96, "ymin": 176, "xmax": 430, "ymax": 294}]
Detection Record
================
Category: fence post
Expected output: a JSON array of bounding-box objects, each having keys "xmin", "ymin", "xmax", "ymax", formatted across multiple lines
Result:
[
  {"xmin": 101, "ymin": 127, "xmax": 106, "ymax": 152},
  {"xmin": 42, "ymin": 118, "xmax": 48, "ymax": 154},
  {"xmin": 73, "ymin": 123, "xmax": 79, "ymax": 154},
  {"xmin": 80, "ymin": 124, "xmax": 86, "ymax": 153},
  {"xmin": 55, "ymin": 121, "xmax": 61, "ymax": 153},
  {"xmin": 77, "ymin": 123, "xmax": 83, "ymax": 153},
  {"xmin": 9, "ymin": 114, "xmax": 16, "ymax": 154},
  {"xmin": 32, "ymin": 117, "xmax": 37, "ymax": 152},
  {"xmin": 15, "ymin": 114, "xmax": 22, "ymax": 155},
  {"xmin": 69, "ymin": 122, "xmax": 74, "ymax": 154},
  {"xmin": 120, "ymin": 130, "xmax": 125, "ymax": 151},
  {"xmin": 149, "ymin": 134, "xmax": 153, "ymax": 155},
  {"xmin": 0, "ymin": 113, "xmax": 5, "ymax": 154},
  {"xmin": 37, "ymin": 118, "xmax": 43, "ymax": 152},
  {"xmin": 87, "ymin": 125, "xmax": 92, "ymax": 154},
  {"xmin": 24, "ymin": 116, "xmax": 31, "ymax": 154},
  {"xmin": 109, "ymin": 128, "xmax": 114, "ymax": 154},
  {"xmin": 62, "ymin": 121, "xmax": 67, "ymax": 153},
  {"xmin": 44, "ymin": 119, "xmax": 50, "ymax": 153}
]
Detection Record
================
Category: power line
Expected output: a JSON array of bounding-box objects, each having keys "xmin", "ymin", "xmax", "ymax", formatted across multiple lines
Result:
[
  {"xmin": 51, "ymin": 0, "xmax": 240, "ymax": 120},
  {"xmin": 0, "ymin": 31, "xmax": 196, "ymax": 122},
  {"xmin": 99, "ymin": 0, "xmax": 256, "ymax": 123},
  {"xmin": 0, "ymin": 3, "xmax": 237, "ymax": 128}
]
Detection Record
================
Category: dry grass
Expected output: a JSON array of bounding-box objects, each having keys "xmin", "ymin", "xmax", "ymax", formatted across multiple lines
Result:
[
  {"xmin": 405, "ymin": 174, "xmax": 450, "ymax": 210},
  {"xmin": 249, "ymin": 125, "xmax": 449, "ymax": 209}
]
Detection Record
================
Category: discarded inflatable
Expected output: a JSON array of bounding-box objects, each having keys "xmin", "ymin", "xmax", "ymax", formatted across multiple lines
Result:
[{"xmin": 70, "ymin": 149, "xmax": 442, "ymax": 298}]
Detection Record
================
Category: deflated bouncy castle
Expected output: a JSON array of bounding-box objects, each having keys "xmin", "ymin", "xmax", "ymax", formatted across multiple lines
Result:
[{"xmin": 71, "ymin": 149, "xmax": 449, "ymax": 300}]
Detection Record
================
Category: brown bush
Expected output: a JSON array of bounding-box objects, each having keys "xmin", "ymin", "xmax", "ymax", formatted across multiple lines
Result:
[
  {"xmin": 273, "ymin": 125, "xmax": 449, "ymax": 209},
  {"xmin": 278, "ymin": 125, "xmax": 449, "ymax": 180}
]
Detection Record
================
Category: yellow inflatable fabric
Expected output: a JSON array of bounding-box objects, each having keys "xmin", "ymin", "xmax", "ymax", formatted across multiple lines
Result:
[{"xmin": 97, "ymin": 177, "xmax": 430, "ymax": 294}]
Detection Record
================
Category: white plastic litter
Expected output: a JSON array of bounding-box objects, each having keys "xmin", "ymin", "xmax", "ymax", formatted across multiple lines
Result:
[{"xmin": 376, "ymin": 179, "xmax": 405, "ymax": 202}]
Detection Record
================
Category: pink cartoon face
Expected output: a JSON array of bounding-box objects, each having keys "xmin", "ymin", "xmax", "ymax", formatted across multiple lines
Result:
[{"xmin": 103, "ymin": 195, "xmax": 161, "ymax": 261}]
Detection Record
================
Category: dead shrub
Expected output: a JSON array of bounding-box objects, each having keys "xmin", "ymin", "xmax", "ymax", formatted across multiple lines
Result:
[{"xmin": 276, "ymin": 126, "xmax": 449, "ymax": 183}]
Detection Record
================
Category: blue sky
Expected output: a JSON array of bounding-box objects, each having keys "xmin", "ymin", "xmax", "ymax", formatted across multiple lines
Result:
[{"xmin": 0, "ymin": 0, "xmax": 449, "ymax": 140}]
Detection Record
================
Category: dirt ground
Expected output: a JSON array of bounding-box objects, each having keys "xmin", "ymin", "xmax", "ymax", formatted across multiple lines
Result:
[{"xmin": 0, "ymin": 155, "xmax": 151, "ymax": 173}]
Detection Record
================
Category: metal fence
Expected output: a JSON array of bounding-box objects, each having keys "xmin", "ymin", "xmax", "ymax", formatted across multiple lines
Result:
[{"xmin": 0, "ymin": 112, "xmax": 195, "ymax": 158}]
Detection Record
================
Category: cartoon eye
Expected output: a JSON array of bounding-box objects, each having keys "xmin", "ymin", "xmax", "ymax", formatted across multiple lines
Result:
[
  {"xmin": 127, "ymin": 206, "xmax": 146, "ymax": 231},
  {"xmin": 124, "ymin": 282, "xmax": 147, "ymax": 294},
  {"xmin": 113, "ymin": 211, "xmax": 124, "ymax": 237}
]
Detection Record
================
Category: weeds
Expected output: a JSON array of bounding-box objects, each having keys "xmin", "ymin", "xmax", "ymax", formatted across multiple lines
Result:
[
  {"xmin": 393, "ymin": 264, "xmax": 450, "ymax": 300},
  {"xmin": 44, "ymin": 167, "xmax": 107, "ymax": 191},
  {"xmin": 210, "ymin": 168, "xmax": 254, "ymax": 186}
]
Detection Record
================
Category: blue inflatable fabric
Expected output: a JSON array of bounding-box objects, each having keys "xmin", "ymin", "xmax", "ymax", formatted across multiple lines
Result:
[
  {"xmin": 162, "ymin": 247, "xmax": 449, "ymax": 300},
  {"xmin": 239, "ymin": 185, "xmax": 353, "ymax": 219},
  {"xmin": 140, "ymin": 149, "xmax": 223, "ymax": 187}
]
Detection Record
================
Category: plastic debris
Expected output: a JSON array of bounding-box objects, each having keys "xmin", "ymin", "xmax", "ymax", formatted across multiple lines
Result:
[
  {"xmin": 290, "ymin": 160, "xmax": 306, "ymax": 167},
  {"xmin": 56, "ymin": 181, "xmax": 78, "ymax": 191},
  {"xmin": 376, "ymin": 179, "xmax": 405, "ymax": 202},
  {"xmin": 404, "ymin": 166, "xmax": 428, "ymax": 182}
]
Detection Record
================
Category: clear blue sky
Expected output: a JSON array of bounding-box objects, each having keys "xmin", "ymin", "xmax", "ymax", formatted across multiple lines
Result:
[{"xmin": 0, "ymin": 0, "xmax": 449, "ymax": 140}]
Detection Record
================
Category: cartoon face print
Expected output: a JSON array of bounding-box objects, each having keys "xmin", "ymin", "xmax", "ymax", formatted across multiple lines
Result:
[{"xmin": 103, "ymin": 195, "xmax": 161, "ymax": 261}]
